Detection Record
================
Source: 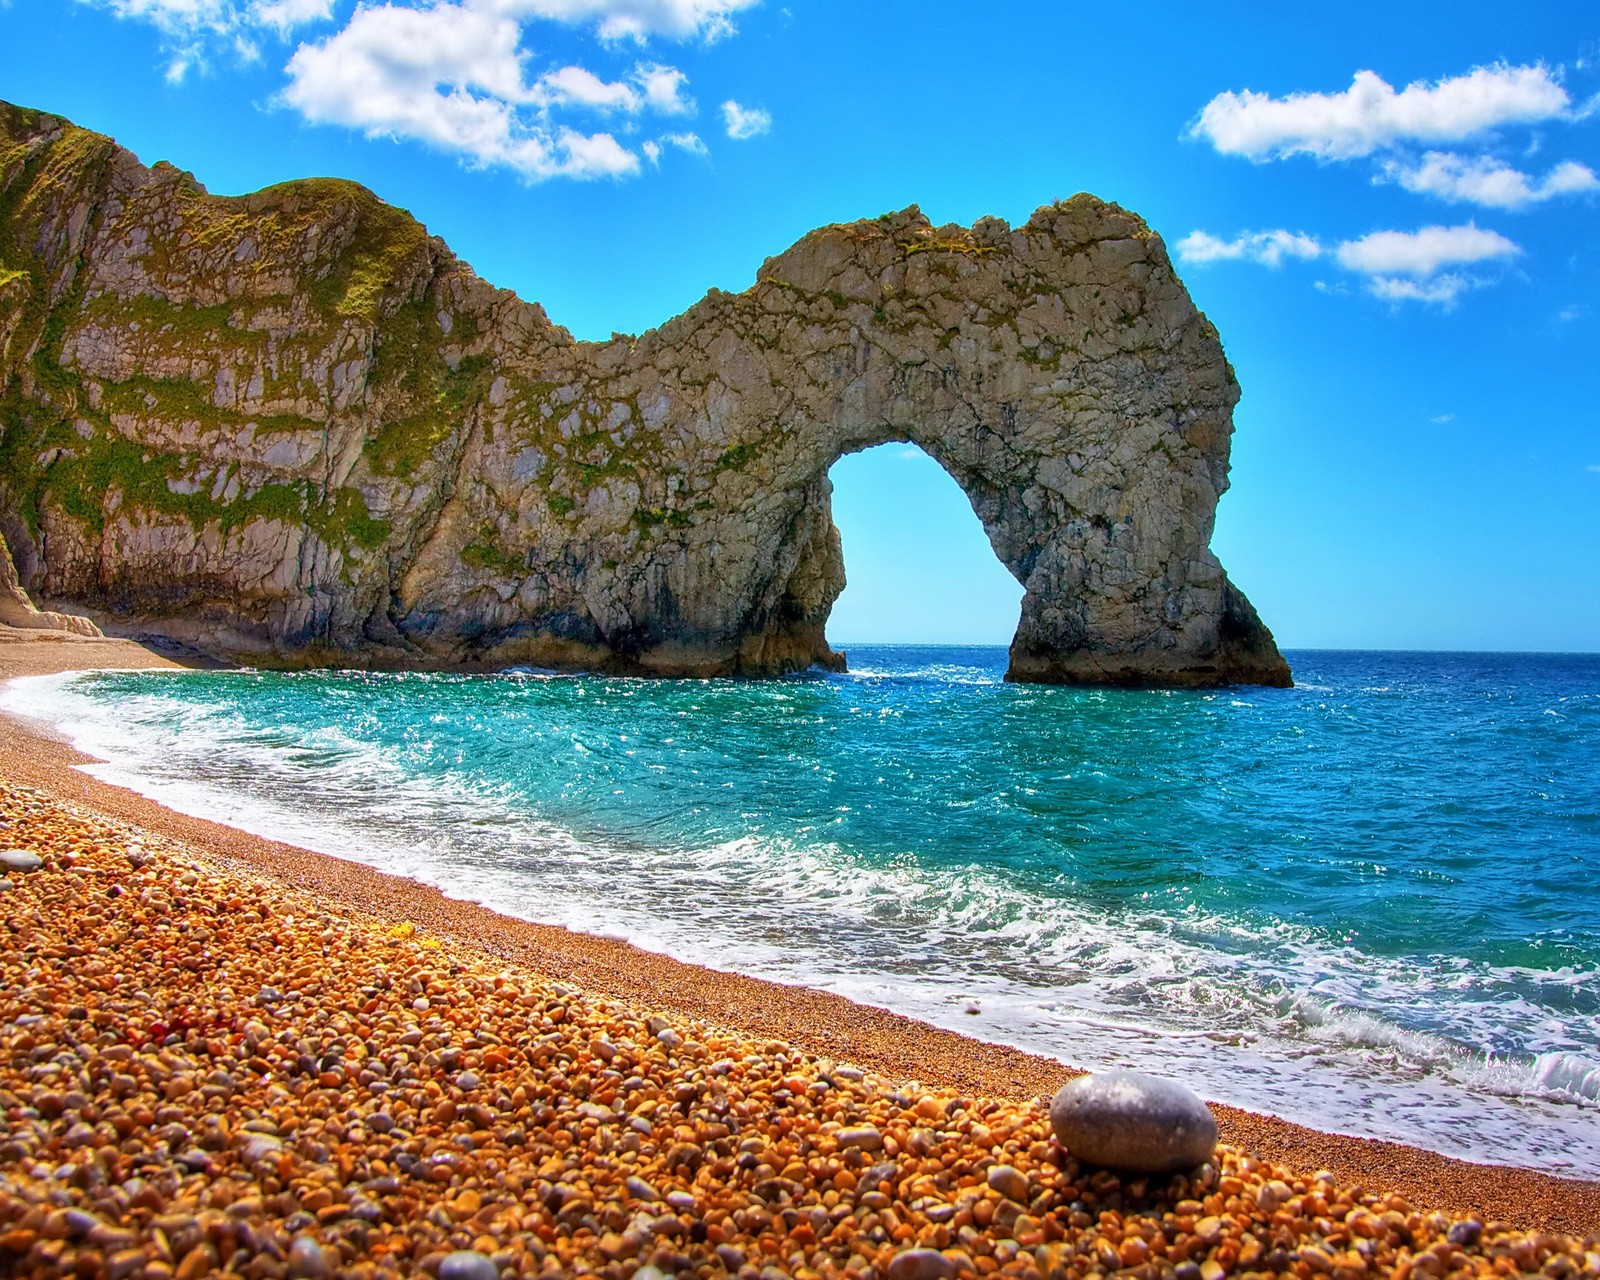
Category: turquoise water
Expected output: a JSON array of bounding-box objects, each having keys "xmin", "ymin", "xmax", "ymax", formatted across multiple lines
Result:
[{"xmin": 6, "ymin": 647, "xmax": 1599, "ymax": 1174}]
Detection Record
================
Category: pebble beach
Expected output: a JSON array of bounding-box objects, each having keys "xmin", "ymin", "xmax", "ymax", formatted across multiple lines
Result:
[{"xmin": 2, "ymin": 630, "xmax": 1599, "ymax": 1280}]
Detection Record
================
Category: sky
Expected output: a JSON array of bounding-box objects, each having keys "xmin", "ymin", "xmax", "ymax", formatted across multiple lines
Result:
[{"xmin": 1, "ymin": 1, "xmax": 1596, "ymax": 651}]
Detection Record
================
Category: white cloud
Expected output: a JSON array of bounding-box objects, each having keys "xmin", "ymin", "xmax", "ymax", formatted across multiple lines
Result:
[
  {"xmin": 533, "ymin": 64, "xmax": 641, "ymax": 112},
  {"xmin": 1332, "ymin": 224, "xmax": 1520, "ymax": 308},
  {"xmin": 1176, "ymin": 228, "xmax": 1322, "ymax": 266},
  {"xmin": 282, "ymin": 3, "xmax": 639, "ymax": 180},
  {"xmin": 1191, "ymin": 63, "xmax": 1575, "ymax": 161},
  {"xmin": 79, "ymin": 0, "xmax": 334, "ymax": 78},
  {"xmin": 499, "ymin": 0, "xmax": 757, "ymax": 42},
  {"xmin": 1363, "ymin": 274, "xmax": 1478, "ymax": 306},
  {"xmin": 1429, "ymin": 413, "xmax": 1456, "ymax": 424},
  {"xmin": 1382, "ymin": 151, "xmax": 1600, "ymax": 209},
  {"xmin": 1587, "ymin": 465, "xmax": 1600, "ymax": 475},
  {"xmin": 527, "ymin": 61, "xmax": 693, "ymax": 114},
  {"xmin": 77, "ymin": 0, "xmax": 331, "ymax": 40},
  {"xmin": 89, "ymin": 0, "xmax": 760, "ymax": 183},
  {"xmin": 1332, "ymin": 223, "xmax": 1520, "ymax": 277},
  {"xmin": 633, "ymin": 132, "xmax": 704, "ymax": 165},
  {"xmin": 1181, "ymin": 221, "xmax": 1521, "ymax": 307},
  {"xmin": 661, "ymin": 130, "xmax": 708, "ymax": 156},
  {"xmin": 635, "ymin": 63, "xmax": 692, "ymax": 113},
  {"xmin": 720, "ymin": 98, "xmax": 769, "ymax": 139},
  {"xmin": 252, "ymin": 0, "xmax": 331, "ymax": 32}
]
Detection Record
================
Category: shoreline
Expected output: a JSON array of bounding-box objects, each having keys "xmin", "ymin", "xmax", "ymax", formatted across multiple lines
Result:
[{"xmin": 1, "ymin": 628, "xmax": 1597, "ymax": 1235}]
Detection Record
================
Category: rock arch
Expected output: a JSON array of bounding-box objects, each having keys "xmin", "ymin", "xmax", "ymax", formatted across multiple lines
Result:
[{"xmin": 0, "ymin": 102, "xmax": 1290, "ymax": 686}]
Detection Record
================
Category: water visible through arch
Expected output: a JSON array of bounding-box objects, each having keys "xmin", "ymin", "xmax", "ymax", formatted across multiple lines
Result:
[{"xmin": 825, "ymin": 442, "xmax": 1024, "ymax": 647}]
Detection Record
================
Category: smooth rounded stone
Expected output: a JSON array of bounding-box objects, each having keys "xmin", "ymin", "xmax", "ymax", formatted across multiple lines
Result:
[
  {"xmin": 986, "ymin": 1163, "xmax": 1029, "ymax": 1202},
  {"xmin": 287, "ymin": 1237, "xmax": 331, "ymax": 1279},
  {"xmin": 1048, "ymin": 1071, "xmax": 1218, "ymax": 1173},
  {"xmin": 239, "ymin": 1133, "xmax": 284, "ymax": 1164},
  {"xmin": 887, "ymin": 1248, "xmax": 957, "ymax": 1280},
  {"xmin": 0, "ymin": 878, "xmax": 13, "ymax": 892},
  {"xmin": 438, "ymin": 1250, "xmax": 499, "ymax": 1280},
  {"xmin": 837, "ymin": 1125, "xmax": 883, "ymax": 1151},
  {"xmin": 0, "ymin": 849, "xmax": 43, "ymax": 873},
  {"xmin": 105, "ymin": 1248, "xmax": 148, "ymax": 1280}
]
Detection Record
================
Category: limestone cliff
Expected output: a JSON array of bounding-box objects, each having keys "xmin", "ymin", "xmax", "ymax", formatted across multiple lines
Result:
[
  {"xmin": 0, "ymin": 101, "xmax": 1290, "ymax": 687},
  {"xmin": 0, "ymin": 530, "xmax": 100, "ymax": 636}
]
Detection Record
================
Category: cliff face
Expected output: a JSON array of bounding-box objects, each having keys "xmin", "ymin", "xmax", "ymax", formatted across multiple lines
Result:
[{"xmin": 0, "ymin": 101, "xmax": 1290, "ymax": 687}]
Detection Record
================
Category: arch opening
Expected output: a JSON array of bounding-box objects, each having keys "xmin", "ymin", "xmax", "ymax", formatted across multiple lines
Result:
[{"xmin": 824, "ymin": 442, "xmax": 1024, "ymax": 651}]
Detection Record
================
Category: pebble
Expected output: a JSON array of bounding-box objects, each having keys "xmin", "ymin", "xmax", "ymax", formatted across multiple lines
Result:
[
  {"xmin": 986, "ymin": 1162, "xmax": 1029, "ymax": 1202},
  {"xmin": 0, "ymin": 777, "xmax": 1587, "ymax": 1280},
  {"xmin": 887, "ymin": 1247, "xmax": 958, "ymax": 1280},
  {"xmin": 1449, "ymin": 1219, "xmax": 1485, "ymax": 1247},
  {"xmin": 1049, "ymin": 1069, "xmax": 1219, "ymax": 1173},
  {"xmin": 838, "ymin": 1124, "xmax": 884, "ymax": 1150},
  {"xmin": 0, "ymin": 848, "xmax": 42, "ymax": 872},
  {"xmin": 287, "ymin": 1236, "xmax": 331, "ymax": 1278},
  {"xmin": 438, "ymin": 1250, "xmax": 499, "ymax": 1280}
]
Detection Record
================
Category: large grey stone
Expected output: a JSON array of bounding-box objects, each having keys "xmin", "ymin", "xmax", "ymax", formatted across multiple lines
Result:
[
  {"xmin": 1048, "ymin": 1070, "xmax": 1218, "ymax": 1173},
  {"xmin": 0, "ymin": 849, "xmax": 43, "ymax": 873}
]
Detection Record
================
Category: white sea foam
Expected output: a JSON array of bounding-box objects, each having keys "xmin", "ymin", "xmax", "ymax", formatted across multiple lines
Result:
[{"xmin": 4, "ymin": 668, "xmax": 1599, "ymax": 1176}]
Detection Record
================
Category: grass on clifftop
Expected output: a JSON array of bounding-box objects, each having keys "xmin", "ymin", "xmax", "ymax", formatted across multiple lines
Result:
[{"xmin": 0, "ymin": 108, "xmax": 499, "ymax": 558}]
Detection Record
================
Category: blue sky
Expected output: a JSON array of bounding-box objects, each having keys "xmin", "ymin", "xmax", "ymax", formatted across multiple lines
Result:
[{"xmin": 2, "ymin": 1, "xmax": 1596, "ymax": 651}]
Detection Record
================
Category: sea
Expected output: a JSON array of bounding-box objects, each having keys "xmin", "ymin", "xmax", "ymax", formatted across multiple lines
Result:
[{"xmin": 4, "ymin": 647, "xmax": 1597, "ymax": 1176}]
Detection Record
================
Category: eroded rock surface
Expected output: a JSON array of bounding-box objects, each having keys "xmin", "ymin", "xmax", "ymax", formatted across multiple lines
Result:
[
  {"xmin": 0, "ymin": 100, "xmax": 1289, "ymax": 686},
  {"xmin": 0, "ymin": 513, "xmax": 100, "ymax": 636}
]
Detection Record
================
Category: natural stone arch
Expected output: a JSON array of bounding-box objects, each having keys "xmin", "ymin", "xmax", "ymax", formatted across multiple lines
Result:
[
  {"xmin": 0, "ymin": 103, "xmax": 1289, "ymax": 686},
  {"xmin": 392, "ymin": 202, "xmax": 1287, "ymax": 686}
]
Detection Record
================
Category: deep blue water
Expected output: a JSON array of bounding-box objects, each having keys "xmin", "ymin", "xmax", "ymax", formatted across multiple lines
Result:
[{"xmin": 7, "ymin": 647, "xmax": 1598, "ymax": 1173}]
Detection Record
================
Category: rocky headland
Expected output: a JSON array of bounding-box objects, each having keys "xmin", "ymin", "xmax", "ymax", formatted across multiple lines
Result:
[{"xmin": 0, "ymin": 100, "xmax": 1288, "ymax": 686}]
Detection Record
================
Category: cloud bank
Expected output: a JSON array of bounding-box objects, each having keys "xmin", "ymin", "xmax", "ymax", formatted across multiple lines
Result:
[
  {"xmin": 1190, "ymin": 61, "xmax": 1597, "ymax": 215},
  {"xmin": 1184, "ymin": 59, "xmax": 1593, "ymax": 308},
  {"xmin": 78, "ymin": 0, "xmax": 770, "ymax": 179},
  {"xmin": 1179, "ymin": 222, "xmax": 1521, "ymax": 307},
  {"xmin": 1379, "ymin": 152, "xmax": 1599, "ymax": 209},
  {"xmin": 1190, "ymin": 64, "xmax": 1575, "ymax": 162},
  {"xmin": 1175, "ymin": 229, "xmax": 1322, "ymax": 267}
]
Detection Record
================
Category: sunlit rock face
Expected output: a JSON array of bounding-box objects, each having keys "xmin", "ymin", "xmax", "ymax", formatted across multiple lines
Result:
[{"xmin": 0, "ymin": 100, "xmax": 1289, "ymax": 687}]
